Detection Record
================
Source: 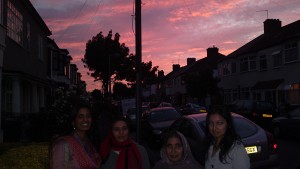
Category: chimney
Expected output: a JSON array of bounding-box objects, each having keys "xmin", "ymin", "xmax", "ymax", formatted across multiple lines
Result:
[
  {"xmin": 187, "ymin": 58, "xmax": 196, "ymax": 65},
  {"xmin": 172, "ymin": 64, "xmax": 180, "ymax": 71},
  {"xmin": 158, "ymin": 70, "xmax": 164, "ymax": 78},
  {"xmin": 264, "ymin": 19, "xmax": 281, "ymax": 35},
  {"xmin": 207, "ymin": 46, "xmax": 219, "ymax": 57}
]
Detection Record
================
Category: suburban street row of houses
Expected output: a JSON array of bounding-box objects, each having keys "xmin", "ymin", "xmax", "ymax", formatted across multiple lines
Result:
[
  {"xmin": 160, "ymin": 18, "xmax": 300, "ymax": 109},
  {"xmin": 0, "ymin": 0, "xmax": 300, "ymax": 142},
  {"xmin": 0, "ymin": 0, "xmax": 86, "ymax": 142}
]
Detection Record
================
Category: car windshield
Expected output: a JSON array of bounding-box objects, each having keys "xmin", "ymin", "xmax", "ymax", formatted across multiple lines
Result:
[
  {"xmin": 198, "ymin": 117, "xmax": 258, "ymax": 138},
  {"xmin": 150, "ymin": 109, "xmax": 181, "ymax": 123},
  {"xmin": 190, "ymin": 104, "xmax": 200, "ymax": 108},
  {"xmin": 289, "ymin": 107, "xmax": 300, "ymax": 117}
]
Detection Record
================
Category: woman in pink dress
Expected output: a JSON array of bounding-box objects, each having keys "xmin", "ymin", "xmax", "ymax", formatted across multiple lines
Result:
[{"xmin": 50, "ymin": 103, "xmax": 101, "ymax": 169}]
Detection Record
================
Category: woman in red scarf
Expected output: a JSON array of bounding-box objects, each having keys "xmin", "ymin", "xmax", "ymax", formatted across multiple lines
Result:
[
  {"xmin": 50, "ymin": 103, "xmax": 101, "ymax": 169},
  {"xmin": 100, "ymin": 116, "xmax": 151, "ymax": 169}
]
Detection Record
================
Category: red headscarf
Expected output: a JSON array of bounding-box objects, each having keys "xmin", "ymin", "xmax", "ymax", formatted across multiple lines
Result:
[{"xmin": 100, "ymin": 133, "xmax": 142, "ymax": 169}]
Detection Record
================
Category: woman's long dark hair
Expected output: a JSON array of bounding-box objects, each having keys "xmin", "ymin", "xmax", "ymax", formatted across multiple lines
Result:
[{"xmin": 204, "ymin": 106, "xmax": 240, "ymax": 163}]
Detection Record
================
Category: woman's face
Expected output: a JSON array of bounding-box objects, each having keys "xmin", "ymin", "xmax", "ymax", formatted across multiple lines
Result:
[
  {"xmin": 74, "ymin": 107, "xmax": 92, "ymax": 133},
  {"xmin": 112, "ymin": 121, "xmax": 129, "ymax": 142},
  {"xmin": 208, "ymin": 113, "xmax": 228, "ymax": 145},
  {"xmin": 165, "ymin": 136, "xmax": 184, "ymax": 163}
]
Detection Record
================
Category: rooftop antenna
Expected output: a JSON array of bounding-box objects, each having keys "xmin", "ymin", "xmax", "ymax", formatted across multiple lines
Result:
[{"xmin": 256, "ymin": 10, "xmax": 268, "ymax": 19}]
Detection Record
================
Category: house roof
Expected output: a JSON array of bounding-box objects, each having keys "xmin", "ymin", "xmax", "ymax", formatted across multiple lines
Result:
[
  {"xmin": 227, "ymin": 19, "xmax": 300, "ymax": 59},
  {"xmin": 23, "ymin": 0, "xmax": 52, "ymax": 36},
  {"xmin": 165, "ymin": 53, "xmax": 225, "ymax": 80}
]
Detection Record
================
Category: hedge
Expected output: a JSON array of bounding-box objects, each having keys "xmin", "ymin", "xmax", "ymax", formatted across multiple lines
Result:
[{"xmin": 0, "ymin": 143, "xmax": 49, "ymax": 169}]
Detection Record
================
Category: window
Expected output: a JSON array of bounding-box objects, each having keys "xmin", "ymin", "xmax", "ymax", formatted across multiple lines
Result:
[
  {"xmin": 38, "ymin": 35, "xmax": 44, "ymax": 60},
  {"xmin": 272, "ymin": 51, "xmax": 283, "ymax": 67},
  {"xmin": 4, "ymin": 79, "xmax": 13, "ymax": 113},
  {"xmin": 233, "ymin": 118, "xmax": 258, "ymax": 138},
  {"xmin": 221, "ymin": 63, "xmax": 231, "ymax": 76},
  {"xmin": 240, "ymin": 57, "xmax": 249, "ymax": 72},
  {"xmin": 53, "ymin": 51, "xmax": 59, "ymax": 70},
  {"xmin": 259, "ymin": 55, "xmax": 267, "ymax": 70},
  {"xmin": 240, "ymin": 87, "xmax": 250, "ymax": 100},
  {"xmin": 7, "ymin": 1, "xmax": 23, "ymax": 44},
  {"xmin": 0, "ymin": 0, "xmax": 3, "ymax": 24},
  {"xmin": 26, "ymin": 23, "xmax": 30, "ymax": 50},
  {"xmin": 285, "ymin": 42, "xmax": 299, "ymax": 62},
  {"xmin": 231, "ymin": 61, "xmax": 237, "ymax": 74},
  {"xmin": 249, "ymin": 56, "xmax": 257, "ymax": 71}
]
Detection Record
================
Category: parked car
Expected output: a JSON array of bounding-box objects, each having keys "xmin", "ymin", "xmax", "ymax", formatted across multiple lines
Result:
[
  {"xmin": 180, "ymin": 103, "xmax": 207, "ymax": 115},
  {"xmin": 228, "ymin": 100, "xmax": 277, "ymax": 130},
  {"xmin": 125, "ymin": 106, "xmax": 148, "ymax": 129},
  {"xmin": 141, "ymin": 107, "xmax": 182, "ymax": 146},
  {"xmin": 271, "ymin": 106, "xmax": 300, "ymax": 139},
  {"xmin": 158, "ymin": 102, "xmax": 172, "ymax": 107},
  {"xmin": 167, "ymin": 113, "xmax": 279, "ymax": 168}
]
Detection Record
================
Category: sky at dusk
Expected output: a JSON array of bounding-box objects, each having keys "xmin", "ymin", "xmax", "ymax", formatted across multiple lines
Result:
[{"xmin": 29, "ymin": 0, "xmax": 300, "ymax": 91}]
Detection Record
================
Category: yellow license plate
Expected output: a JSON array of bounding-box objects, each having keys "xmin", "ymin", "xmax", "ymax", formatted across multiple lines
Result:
[
  {"xmin": 245, "ymin": 146, "xmax": 258, "ymax": 154},
  {"xmin": 262, "ymin": 114, "xmax": 272, "ymax": 118}
]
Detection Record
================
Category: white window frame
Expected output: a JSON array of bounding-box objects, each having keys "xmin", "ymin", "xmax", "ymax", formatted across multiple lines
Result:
[
  {"xmin": 272, "ymin": 51, "xmax": 283, "ymax": 68},
  {"xmin": 259, "ymin": 55, "xmax": 267, "ymax": 70},
  {"xmin": 240, "ymin": 57, "xmax": 249, "ymax": 72},
  {"xmin": 249, "ymin": 56, "xmax": 257, "ymax": 71},
  {"xmin": 284, "ymin": 42, "xmax": 299, "ymax": 63}
]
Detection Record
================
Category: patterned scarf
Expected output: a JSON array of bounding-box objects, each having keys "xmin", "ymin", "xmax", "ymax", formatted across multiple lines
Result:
[
  {"xmin": 100, "ymin": 134, "xmax": 142, "ymax": 169},
  {"xmin": 64, "ymin": 136, "xmax": 101, "ymax": 169}
]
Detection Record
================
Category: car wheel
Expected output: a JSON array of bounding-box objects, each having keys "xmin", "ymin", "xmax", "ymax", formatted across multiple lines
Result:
[{"xmin": 272, "ymin": 125, "xmax": 281, "ymax": 138}]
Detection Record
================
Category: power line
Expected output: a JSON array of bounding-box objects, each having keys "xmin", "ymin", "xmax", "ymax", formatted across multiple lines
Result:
[
  {"xmin": 81, "ymin": 0, "xmax": 105, "ymax": 42},
  {"xmin": 59, "ymin": 0, "xmax": 89, "ymax": 42}
]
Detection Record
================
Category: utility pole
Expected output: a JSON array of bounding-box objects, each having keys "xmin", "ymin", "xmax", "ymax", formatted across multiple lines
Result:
[{"xmin": 135, "ymin": 0, "xmax": 142, "ymax": 143}]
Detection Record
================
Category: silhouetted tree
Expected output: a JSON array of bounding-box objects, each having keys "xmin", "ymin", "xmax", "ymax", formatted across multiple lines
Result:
[
  {"xmin": 116, "ymin": 54, "xmax": 159, "ymax": 87},
  {"xmin": 112, "ymin": 82, "xmax": 134, "ymax": 99},
  {"xmin": 82, "ymin": 30, "xmax": 129, "ymax": 95},
  {"xmin": 90, "ymin": 89, "xmax": 103, "ymax": 101},
  {"xmin": 82, "ymin": 31, "xmax": 159, "ymax": 96}
]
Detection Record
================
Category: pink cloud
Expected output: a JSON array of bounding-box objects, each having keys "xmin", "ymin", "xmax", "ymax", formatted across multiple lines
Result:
[{"xmin": 31, "ymin": 0, "xmax": 300, "ymax": 91}]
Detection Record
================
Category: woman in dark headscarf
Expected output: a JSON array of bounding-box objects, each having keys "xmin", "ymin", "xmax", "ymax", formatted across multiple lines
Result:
[{"xmin": 153, "ymin": 131, "xmax": 203, "ymax": 169}]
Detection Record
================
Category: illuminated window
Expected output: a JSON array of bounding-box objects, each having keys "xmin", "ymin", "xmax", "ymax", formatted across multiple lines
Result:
[
  {"xmin": 292, "ymin": 83, "xmax": 300, "ymax": 89},
  {"xmin": 7, "ymin": 1, "xmax": 23, "ymax": 44}
]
